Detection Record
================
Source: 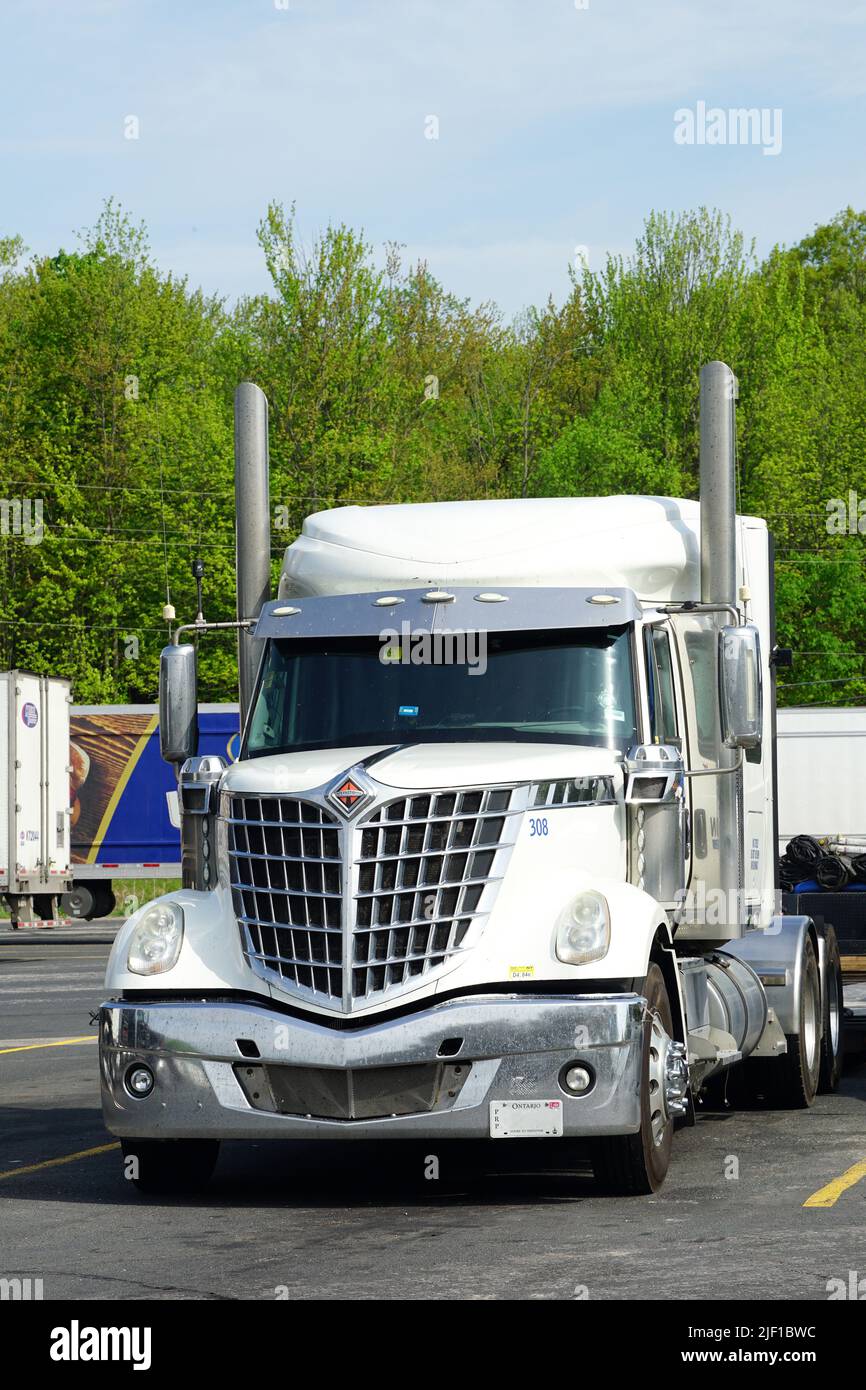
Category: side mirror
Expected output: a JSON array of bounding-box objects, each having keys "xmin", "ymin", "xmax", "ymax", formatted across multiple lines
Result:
[
  {"xmin": 624, "ymin": 744, "xmax": 684, "ymax": 805},
  {"xmin": 159, "ymin": 643, "xmax": 199, "ymax": 767},
  {"xmin": 719, "ymin": 624, "xmax": 762, "ymax": 749}
]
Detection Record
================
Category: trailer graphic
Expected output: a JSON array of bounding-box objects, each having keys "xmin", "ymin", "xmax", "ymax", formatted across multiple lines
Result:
[{"xmin": 67, "ymin": 706, "xmax": 239, "ymax": 918}]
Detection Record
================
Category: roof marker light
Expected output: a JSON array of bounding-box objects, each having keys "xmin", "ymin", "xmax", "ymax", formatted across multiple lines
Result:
[
  {"xmin": 587, "ymin": 594, "xmax": 620, "ymax": 606},
  {"xmin": 272, "ymin": 606, "xmax": 301, "ymax": 616},
  {"xmin": 474, "ymin": 592, "xmax": 509, "ymax": 603},
  {"xmin": 373, "ymin": 596, "xmax": 405, "ymax": 607},
  {"xmin": 422, "ymin": 590, "xmax": 455, "ymax": 603}
]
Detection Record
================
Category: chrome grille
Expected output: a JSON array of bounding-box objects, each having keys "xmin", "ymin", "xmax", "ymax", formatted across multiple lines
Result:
[
  {"xmin": 353, "ymin": 787, "xmax": 514, "ymax": 1000},
  {"xmin": 228, "ymin": 796, "xmax": 343, "ymax": 1000},
  {"xmin": 228, "ymin": 784, "xmax": 516, "ymax": 1009},
  {"xmin": 531, "ymin": 776, "xmax": 616, "ymax": 807}
]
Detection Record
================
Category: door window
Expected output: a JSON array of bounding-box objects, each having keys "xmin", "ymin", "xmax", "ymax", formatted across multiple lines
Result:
[{"xmin": 645, "ymin": 627, "xmax": 680, "ymax": 746}]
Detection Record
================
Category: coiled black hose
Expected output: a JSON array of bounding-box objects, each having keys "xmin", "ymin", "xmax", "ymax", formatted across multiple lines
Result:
[
  {"xmin": 786, "ymin": 835, "xmax": 823, "ymax": 871},
  {"xmin": 816, "ymin": 853, "xmax": 854, "ymax": 890}
]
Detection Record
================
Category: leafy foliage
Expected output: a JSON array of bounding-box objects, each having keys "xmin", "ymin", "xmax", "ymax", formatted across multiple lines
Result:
[{"xmin": 1, "ymin": 200, "xmax": 864, "ymax": 704}]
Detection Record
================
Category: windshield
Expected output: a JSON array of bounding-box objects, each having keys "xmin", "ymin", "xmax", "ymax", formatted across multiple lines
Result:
[{"xmin": 243, "ymin": 626, "xmax": 636, "ymax": 758}]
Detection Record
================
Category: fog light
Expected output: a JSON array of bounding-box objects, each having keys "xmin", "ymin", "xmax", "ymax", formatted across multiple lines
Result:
[
  {"xmin": 125, "ymin": 1064, "xmax": 154, "ymax": 1098},
  {"xmin": 562, "ymin": 1064, "xmax": 592, "ymax": 1094}
]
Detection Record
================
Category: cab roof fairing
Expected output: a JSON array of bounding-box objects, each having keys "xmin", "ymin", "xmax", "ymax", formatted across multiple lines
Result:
[{"xmin": 252, "ymin": 587, "xmax": 643, "ymax": 641}]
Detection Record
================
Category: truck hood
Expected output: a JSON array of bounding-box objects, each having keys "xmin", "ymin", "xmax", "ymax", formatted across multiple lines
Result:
[{"xmin": 220, "ymin": 741, "xmax": 624, "ymax": 795}]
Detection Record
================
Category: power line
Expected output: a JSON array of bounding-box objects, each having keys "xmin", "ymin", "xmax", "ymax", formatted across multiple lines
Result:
[
  {"xmin": 781, "ymin": 677, "xmax": 866, "ymax": 687},
  {"xmin": 0, "ymin": 481, "xmax": 391, "ymax": 501},
  {"xmin": 0, "ymin": 536, "xmax": 287, "ymax": 550}
]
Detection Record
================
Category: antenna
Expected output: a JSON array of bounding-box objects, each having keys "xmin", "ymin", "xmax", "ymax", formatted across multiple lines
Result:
[{"xmin": 192, "ymin": 557, "xmax": 205, "ymax": 624}]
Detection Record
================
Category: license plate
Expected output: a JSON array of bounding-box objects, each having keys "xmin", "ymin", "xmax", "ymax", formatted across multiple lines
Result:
[{"xmin": 489, "ymin": 1099, "xmax": 564, "ymax": 1138}]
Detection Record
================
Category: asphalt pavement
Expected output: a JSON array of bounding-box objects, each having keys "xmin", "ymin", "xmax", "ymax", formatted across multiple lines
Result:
[{"xmin": 1, "ymin": 926, "xmax": 864, "ymax": 1301}]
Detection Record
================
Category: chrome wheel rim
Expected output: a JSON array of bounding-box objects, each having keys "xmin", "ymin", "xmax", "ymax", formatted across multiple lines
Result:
[
  {"xmin": 828, "ymin": 967, "xmax": 841, "ymax": 1057},
  {"xmin": 647, "ymin": 1011, "xmax": 670, "ymax": 1147},
  {"xmin": 803, "ymin": 969, "xmax": 819, "ymax": 1073}
]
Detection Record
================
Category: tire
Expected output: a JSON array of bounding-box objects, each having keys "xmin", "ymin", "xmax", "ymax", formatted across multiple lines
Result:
[
  {"xmin": 33, "ymin": 894, "xmax": 56, "ymax": 922},
  {"xmin": 121, "ymin": 1139, "xmax": 220, "ymax": 1195},
  {"xmin": 61, "ymin": 884, "xmax": 95, "ymax": 920},
  {"xmin": 92, "ymin": 884, "xmax": 117, "ymax": 919},
  {"xmin": 590, "ymin": 963, "xmax": 675, "ymax": 1195},
  {"xmin": 818, "ymin": 926, "xmax": 843, "ymax": 1094},
  {"xmin": 738, "ymin": 934, "xmax": 821, "ymax": 1108}
]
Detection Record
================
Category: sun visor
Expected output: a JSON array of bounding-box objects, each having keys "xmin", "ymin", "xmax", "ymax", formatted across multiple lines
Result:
[{"xmin": 253, "ymin": 587, "xmax": 641, "ymax": 640}]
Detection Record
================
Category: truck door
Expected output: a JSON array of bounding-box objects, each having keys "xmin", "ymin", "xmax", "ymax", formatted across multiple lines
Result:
[
  {"xmin": 638, "ymin": 623, "xmax": 691, "ymax": 908},
  {"xmin": 669, "ymin": 612, "xmax": 744, "ymax": 940}
]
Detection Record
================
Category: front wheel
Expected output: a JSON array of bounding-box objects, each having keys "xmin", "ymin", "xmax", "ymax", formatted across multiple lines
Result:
[
  {"xmin": 121, "ymin": 1139, "xmax": 220, "ymax": 1195},
  {"xmin": 590, "ymin": 963, "xmax": 680, "ymax": 1195}
]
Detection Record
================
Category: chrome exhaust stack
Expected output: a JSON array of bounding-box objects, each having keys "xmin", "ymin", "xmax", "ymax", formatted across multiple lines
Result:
[
  {"xmin": 695, "ymin": 360, "xmax": 745, "ymax": 941},
  {"xmin": 234, "ymin": 382, "xmax": 271, "ymax": 723},
  {"xmin": 699, "ymin": 360, "xmax": 738, "ymax": 606}
]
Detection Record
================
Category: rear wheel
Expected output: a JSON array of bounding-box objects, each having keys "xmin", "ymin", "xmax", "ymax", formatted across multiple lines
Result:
[
  {"xmin": 737, "ymin": 935, "xmax": 821, "ymax": 1108},
  {"xmin": 121, "ymin": 1139, "xmax": 220, "ymax": 1195},
  {"xmin": 92, "ymin": 884, "xmax": 117, "ymax": 919},
  {"xmin": 60, "ymin": 884, "xmax": 95, "ymax": 920},
  {"xmin": 590, "ymin": 963, "xmax": 677, "ymax": 1194},
  {"xmin": 818, "ymin": 927, "xmax": 843, "ymax": 1093}
]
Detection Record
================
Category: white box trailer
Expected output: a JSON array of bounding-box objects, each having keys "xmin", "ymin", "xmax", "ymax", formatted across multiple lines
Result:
[
  {"xmin": 776, "ymin": 705, "xmax": 866, "ymax": 852},
  {"xmin": 0, "ymin": 671, "xmax": 72, "ymax": 925}
]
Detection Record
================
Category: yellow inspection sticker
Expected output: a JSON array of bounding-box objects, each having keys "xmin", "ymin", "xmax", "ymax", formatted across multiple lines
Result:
[{"xmin": 508, "ymin": 965, "xmax": 534, "ymax": 980}]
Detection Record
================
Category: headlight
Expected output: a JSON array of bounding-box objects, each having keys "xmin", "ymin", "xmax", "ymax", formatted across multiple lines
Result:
[
  {"xmin": 127, "ymin": 902, "xmax": 184, "ymax": 976},
  {"xmin": 555, "ymin": 890, "xmax": 610, "ymax": 966}
]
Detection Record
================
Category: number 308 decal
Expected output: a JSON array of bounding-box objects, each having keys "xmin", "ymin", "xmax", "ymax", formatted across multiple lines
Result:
[{"xmin": 528, "ymin": 817, "xmax": 549, "ymax": 837}]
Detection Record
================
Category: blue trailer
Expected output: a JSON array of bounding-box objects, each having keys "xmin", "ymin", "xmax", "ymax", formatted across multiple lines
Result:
[{"xmin": 67, "ymin": 704, "xmax": 239, "ymax": 919}]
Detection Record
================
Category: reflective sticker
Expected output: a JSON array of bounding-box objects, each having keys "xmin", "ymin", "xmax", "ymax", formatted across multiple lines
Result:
[{"xmin": 398, "ymin": 705, "xmax": 419, "ymax": 717}]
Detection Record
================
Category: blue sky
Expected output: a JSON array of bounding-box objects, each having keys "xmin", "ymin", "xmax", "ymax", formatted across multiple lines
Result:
[{"xmin": 2, "ymin": 0, "xmax": 864, "ymax": 316}]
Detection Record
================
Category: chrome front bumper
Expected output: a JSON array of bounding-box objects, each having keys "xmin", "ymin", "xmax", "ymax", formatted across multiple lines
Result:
[{"xmin": 99, "ymin": 993, "xmax": 645, "ymax": 1141}]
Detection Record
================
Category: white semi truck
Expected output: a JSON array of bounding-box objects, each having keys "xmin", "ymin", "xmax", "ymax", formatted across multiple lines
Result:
[{"xmin": 100, "ymin": 362, "xmax": 844, "ymax": 1195}]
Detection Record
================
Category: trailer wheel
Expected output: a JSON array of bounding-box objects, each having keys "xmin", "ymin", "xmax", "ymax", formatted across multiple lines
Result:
[
  {"xmin": 819, "ymin": 927, "xmax": 843, "ymax": 1094},
  {"xmin": 92, "ymin": 885, "xmax": 116, "ymax": 919},
  {"xmin": 61, "ymin": 885, "xmax": 95, "ymax": 920},
  {"xmin": 590, "ymin": 963, "xmax": 675, "ymax": 1195},
  {"xmin": 121, "ymin": 1139, "xmax": 220, "ymax": 1195}
]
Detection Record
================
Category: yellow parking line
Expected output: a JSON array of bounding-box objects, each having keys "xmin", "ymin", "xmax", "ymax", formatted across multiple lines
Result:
[
  {"xmin": 0, "ymin": 1035, "xmax": 97, "ymax": 1054},
  {"xmin": 0, "ymin": 1141, "xmax": 120, "ymax": 1182},
  {"xmin": 803, "ymin": 1159, "xmax": 866, "ymax": 1208}
]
